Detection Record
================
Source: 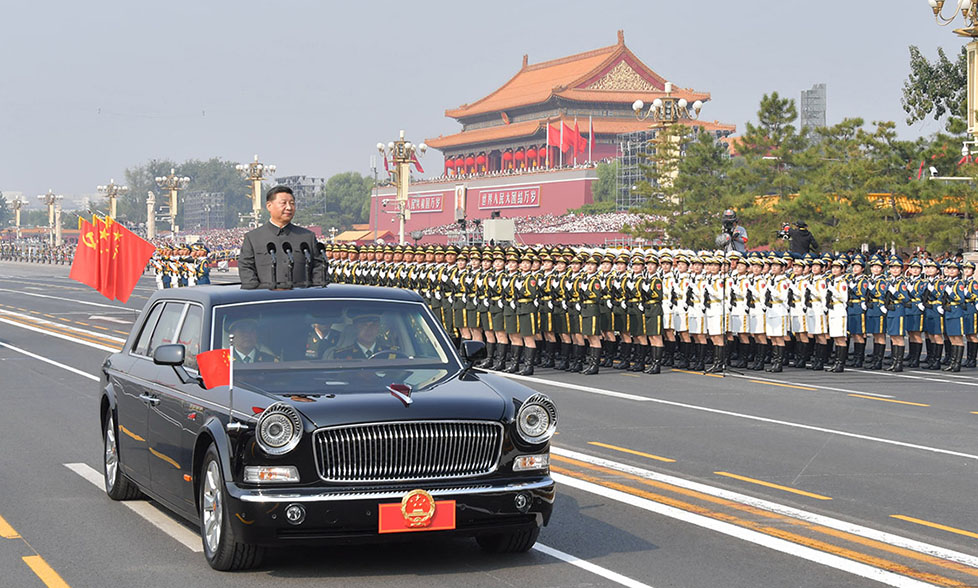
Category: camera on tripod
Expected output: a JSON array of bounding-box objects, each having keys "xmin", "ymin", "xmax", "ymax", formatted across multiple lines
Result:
[{"xmin": 777, "ymin": 222, "xmax": 791, "ymax": 241}]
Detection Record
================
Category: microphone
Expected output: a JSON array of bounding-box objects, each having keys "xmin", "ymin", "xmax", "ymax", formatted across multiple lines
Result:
[
  {"xmin": 316, "ymin": 242, "xmax": 329, "ymax": 286},
  {"xmin": 281, "ymin": 242, "xmax": 295, "ymax": 289},
  {"xmin": 300, "ymin": 242, "xmax": 313, "ymax": 287},
  {"xmin": 266, "ymin": 242, "xmax": 278, "ymax": 289}
]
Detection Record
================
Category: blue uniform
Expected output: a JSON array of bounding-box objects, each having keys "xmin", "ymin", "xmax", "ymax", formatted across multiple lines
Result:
[
  {"xmin": 865, "ymin": 276, "xmax": 886, "ymax": 335},
  {"xmin": 923, "ymin": 277, "xmax": 945, "ymax": 335},
  {"xmin": 943, "ymin": 279, "xmax": 967, "ymax": 337},
  {"xmin": 884, "ymin": 277, "xmax": 910, "ymax": 336},
  {"xmin": 847, "ymin": 274, "xmax": 869, "ymax": 335},
  {"xmin": 904, "ymin": 276, "xmax": 925, "ymax": 333}
]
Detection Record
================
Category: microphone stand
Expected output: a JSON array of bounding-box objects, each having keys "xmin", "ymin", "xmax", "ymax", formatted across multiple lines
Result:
[
  {"xmin": 282, "ymin": 242, "xmax": 295, "ymax": 290},
  {"xmin": 301, "ymin": 244, "xmax": 313, "ymax": 287},
  {"xmin": 267, "ymin": 243, "xmax": 279, "ymax": 289}
]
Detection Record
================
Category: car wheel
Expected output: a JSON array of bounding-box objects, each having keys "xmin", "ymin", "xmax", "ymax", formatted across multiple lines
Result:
[
  {"xmin": 199, "ymin": 444, "xmax": 264, "ymax": 571},
  {"xmin": 476, "ymin": 525, "xmax": 540, "ymax": 553},
  {"xmin": 103, "ymin": 412, "xmax": 142, "ymax": 500}
]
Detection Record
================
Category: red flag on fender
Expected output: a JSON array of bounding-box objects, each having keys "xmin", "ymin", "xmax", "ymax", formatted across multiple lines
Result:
[
  {"xmin": 197, "ymin": 348, "xmax": 231, "ymax": 389},
  {"xmin": 69, "ymin": 217, "xmax": 101, "ymax": 290},
  {"xmin": 112, "ymin": 223, "xmax": 157, "ymax": 303}
]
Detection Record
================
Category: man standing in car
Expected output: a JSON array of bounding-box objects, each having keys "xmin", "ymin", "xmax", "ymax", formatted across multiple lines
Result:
[{"xmin": 239, "ymin": 186, "xmax": 325, "ymax": 289}]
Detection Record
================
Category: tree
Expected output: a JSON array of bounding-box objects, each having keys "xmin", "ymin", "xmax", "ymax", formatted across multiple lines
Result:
[
  {"xmin": 902, "ymin": 45, "xmax": 968, "ymax": 135},
  {"xmin": 294, "ymin": 171, "xmax": 374, "ymax": 232},
  {"xmin": 569, "ymin": 161, "xmax": 618, "ymax": 215}
]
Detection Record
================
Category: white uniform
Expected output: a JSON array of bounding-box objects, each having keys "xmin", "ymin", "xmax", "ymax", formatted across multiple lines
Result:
[
  {"xmin": 704, "ymin": 273, "xmax": 727, "ymax": 336},
  {"xmin": 826, "ymin": 274, "xmax": 849, "ymax": 338},
  {"xmin": 687, "ymin": 271, "xmax": 706, "ymax": 335},
  {"xmin": 765, "ymin": 273, "xmax": 791, "ymax": 338},
  {"xmin": 789, "ymin": 272, "xmax": 809, "ymax": 334},
  {"xmin": 673, "ymin": 271, "xmax": 690, "ymax": 332},
  {"xmin": 807, "ymin": 274, "xmax": 828, "ymax": 336},
  {"xmin": 748, "ymin": 274, "xmax": 768, "ymax": 335},
  {"xmin": 729, "ymin": 271, "xmax": 750, "ymax": 334}
]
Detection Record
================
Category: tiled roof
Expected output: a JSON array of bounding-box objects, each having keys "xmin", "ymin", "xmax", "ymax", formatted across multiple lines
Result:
[
  {"xmin": 427, "ymin": 117, "xmax": 736, "ymax": 152},
  {"xmin": 444, "ymin": 32, "xmax": 699, "ymax": 119}
]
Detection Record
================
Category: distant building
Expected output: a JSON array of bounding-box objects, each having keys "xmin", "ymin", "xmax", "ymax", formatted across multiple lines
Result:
[
  {"xmin": 275, "ymin": 175, "xmax": 327, "ymax": 213},
  {"xmin": 801, "ymin": 83, "xmax": 827, "ymax": 130},
  {"xmin": 183, "ymin": 191, "xmax": 226, "ymax": 230}
]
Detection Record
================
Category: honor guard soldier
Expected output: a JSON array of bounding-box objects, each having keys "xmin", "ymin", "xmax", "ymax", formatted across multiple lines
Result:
[
  {"xmin": 703, "ymin": 255, "xmax": 728, "ymax": 373},
  {"xmin": 962, "ymin": 260, "xmax": 978, "ymax": 367},
  {"xmin": 904, "ymin": 259, "xmax": 927, "ymax": 367},
  {"xmin": 882, "ymin": 257, "xmax": 911, "ymax": 372},
  {"xmin": 610, "ymin": 252, "xmax": 631, "ymax": 369},
  {"xmin": 864, "ymin": 257, "xmax": 888, "ymax": 370},
  {"xmin": 500, "ymin": 249, "xmax": 521, "ymax": 372},
  {"xmin": 579, "ymin": 254, "xmax": 604, "ymax": 375},
  {"xmin": 764, "ymin": 255, "xmax": 791, "ymax": 372},
  {"xmin": 511, "ymin": 251, "xmax": 540, "ymax": 375},
  {"xmin": 640, "ymin": 252, "xmax": 667, "ymax": 373},
  {"xmin": 922, "ymin": 258, "xmax": 946, "ymax": 369},
  {"xmin": 846, "ymin": 256, "xmax": 869, "ymax": 367},
  {"xmin": 825, "ymin": 258, "xmax": 850, "ymax": 372},
  {"xmin": 941, "ymin": 260, "xmax": 967, "ymax": 371}
]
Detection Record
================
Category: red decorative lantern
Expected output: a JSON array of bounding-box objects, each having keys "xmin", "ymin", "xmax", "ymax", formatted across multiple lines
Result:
[
  {"xmin": 455, "ymin": 156, "xmax": 465, "ymax": 170},
  {"xmin": 514, "ymin": 150, "xmax": 525, "ymax": 160},
  {"xmin": 465, "ymin": 155, "xmax": 475, "ymax": 173},
  {"xmin": 475, "ymin": 154, "xmax": 486, "ymax": 165},
  {"xmin": 526, "ymin": 147, "xmax": 537, "ymax": 160},
  {"xmin": 445, "ymin": 158, "xmax": 455, "ymax": 170}
]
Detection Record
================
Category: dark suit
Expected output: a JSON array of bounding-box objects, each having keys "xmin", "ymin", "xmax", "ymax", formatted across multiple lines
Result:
[
  {"xmin": 234, "ymin": 350, "xmax": 277, "ymax": 363},
  {"xmin": 239, "ymin": 222, "xmax": 325, "ymax": 289}
]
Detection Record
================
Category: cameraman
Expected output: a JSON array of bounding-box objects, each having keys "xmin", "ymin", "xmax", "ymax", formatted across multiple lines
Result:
[
  {"xmin": 779, "ymin": 220, "xmax": 819, "ymax": 255},
  {"xmin": 716, "ymin": 209, "xmax": 748, "ymax": 253}
]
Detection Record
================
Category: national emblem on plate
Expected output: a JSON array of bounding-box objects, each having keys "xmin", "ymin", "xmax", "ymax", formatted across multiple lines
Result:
[{"xmin": 401, "ymin": 489, "xmax": 437, "ymax": 528}]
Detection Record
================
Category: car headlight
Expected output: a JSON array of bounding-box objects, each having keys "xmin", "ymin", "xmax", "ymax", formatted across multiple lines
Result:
[
  {"xmin": 515, "ymin": 393, "xmax": 557, "ymax": 444},
  {"xmin": 256, "ymin": 403, "xmax": 303, "ymax": 456}
]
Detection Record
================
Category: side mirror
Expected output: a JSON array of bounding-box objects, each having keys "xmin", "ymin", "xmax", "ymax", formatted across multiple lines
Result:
[
  {"xmin": 461, "ymin": 340, "xmax": 487, "ymax": 363},
  {"xmin": 153, "ymin": 344, "xmax": 186, "ymax": 366}
]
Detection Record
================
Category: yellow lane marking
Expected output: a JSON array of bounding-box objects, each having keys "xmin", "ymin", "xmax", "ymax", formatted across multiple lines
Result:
[
  {"xmin": 42, "ymin": 314, "xmax": 56, "ymax": 319},
  {"xmin": 113, "ymin": 330, "xmax": 129, "ymax": 335},
  {"xmin": 891, "ymin": 515, "xmax": 978, "ymax": 540},
  {"xmin": 714, "ymin": 471, "xmax": 832, "ymax": 501},
  {"xmin": 149, "ymin": 447, "xmax": 181, "ymax": 470},
  {"xmin": 90, "ymin": 325, "xmax": 109, "ymax": 331},
  {"xmin": 553, "ymin": 455, "xmax": 978, "ymax": 581},
  {"xmin": 22, "ymin": 555, "xmax": 70, "ymax": 588},
  {"xmin": 749, "ymin": 379, "xmax": 817, "ymax": 391},
  {"xmin": 120, "ymin": 425, "xmax": 145, "ymax": 442},
  {"xmin": 588, "ymin": 441, "xmax": 676, "ymax": 463},
  {"xmin": 671, "ymin": 368, "xmax": 722, "ymax": 378},
  {"xmin": 848, "ymin": 394, "xmax": 929, "ymax": 407},
  {"xmin": 0, "ymin": 513, "xmax": 20, "ymax": 538},
  {"xmin": 15, "ymin": 307, "xmax": 27, "ymax": 312},
  {"xmin": 622, "ymin": 373, "xmax": 640, "ymax": 378},
  {"xmin": 74, "ymin": 321, "xmax": 89, "ymax": 326},
  {"xmin": 970, "ymin": 412, "xmax": 978, "ymax": 415}
]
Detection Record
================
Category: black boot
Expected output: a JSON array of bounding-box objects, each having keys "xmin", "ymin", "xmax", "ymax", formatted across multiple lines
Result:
[
  {"xmin": 644, "ymin": 346, "xmax": 663, "ymax": 374},
  {"xmin": 692, "ymin": 343, "xmax": 707, "ymax": 371},
  {"xmin": 793, "ymin": 341, "xmax": 809, "ymax": 369},
  {"xmin": 906, "ymin": 342, "xmax": 922, "ymax": 368},
  {"xmin": 885, "ymin": 345, "xmax": 904, "ymax": 372},
  {"xmin": 554, "ymin": 342, "xmax": 570, "ymax": 371},
  {"xmin": 705, "ymin": 345, "xmax": 726, "ymax": 374},
  {"xmin": 519, "ymin": 347, "xmax": 536, "ymax": 376},
  {"xmin": 571, "ymin": 345, "xmax": 586, "ymax": 373},
  {"xmin": 675, "ymin": 341, "xmax": 690, "ymax": 369},
  {"xmin": 733, "ymin": 340, "xmax": 751, "ymax": 368},
  {"xmin": 490, "ymin": 343, "xmax": 508, "ymax": 371},
  {"xmin": 662, "ymin": 340, "xmax": 675, "ymax": 367},
  {"xmin": 928, "ymin": 343, "xmax": 943, "ymax": 370},
  {"xmin": 751, "ymin": 343, "xmax": 767, "ymax": 371},
  {"xmin": 540, "ymin": 341, "xmax": 555, "ymax": 368},
  {"xmin": 582, "ymin": 346, "xmax": 601, "ymax": 375},
  {"xmin": 866, "ymin": 344, "xmax": 884, "ymax": 370},
  {"xmin": 601, "ymin": 341, "xmax": 615, "ymax": 368},
  {"xmin": 850, "ymin": 342, "xmax": 865, "ymax": 368},
  {"xmin": 944, "ymin": 345, "xmax": 964, "ymax": 372},
  {"xmin": 614, "ymin": 343, "xmax": 632, "ymax": 369},
  {"xmin": 765, "ymin": 345, "xmax": 783, "ymax": 372},
  {"xmin": 477, "ymin": 342, "xmax": 496, "ymax": 368},
  {"xmin": 809, "ymin": 343, "xmax": 824, "ymax": 370},
  {"xmin": 828, "ymin": 345, "xmax": 847, "ymax": 372},
  {"xmin": 630, "ymin": 345, "xmax": 648, "ymax": 372},
  {"xmin": 505, "ymin": 346, "xmax": 523, "ymax": 373},
  {"xmin": 966, "ymin": 341, "xmax": 978, "ymax": 368}
]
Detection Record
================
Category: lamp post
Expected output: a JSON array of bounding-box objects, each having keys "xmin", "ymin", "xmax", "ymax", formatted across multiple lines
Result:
[
  {"xmin": 929, "ymin": 0, "xmax": 978, "ymax": 140},
  {"xmin": 146, "ymin": 192, "xmax": 156, "ymax": 239},
  {"xmin": 36, "ymin": 190, "xmax": 63, "ymax": 247},
  {"xmin": 97, "ymin": 178, "xmax": 129, "ymax": 219},
  {"xmin": 632, "ymin": 82, "xmax": 704, "ymax": 192},
  {"xmin": 10, "ymin": 197, "xmax": 27, "ymax": 240},
  {"xmin": 235, "ymin": 154, "xmax": 276, "ymax": 228},
  {"xmin": 377, "ymin": 130, "xmax": 426, "ymax": 245},
  {"xmin": 154, "ymin": 169, "xmax": 190, "ymax": 238}
]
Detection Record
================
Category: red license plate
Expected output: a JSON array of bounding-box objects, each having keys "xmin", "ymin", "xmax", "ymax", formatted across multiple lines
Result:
[{"xmin": 378, "ymin": 500, "xmax": 456, "ymax": 534}]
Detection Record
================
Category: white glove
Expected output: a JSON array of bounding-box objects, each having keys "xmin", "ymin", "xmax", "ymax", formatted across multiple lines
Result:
[
  {"xmin": 938, "ymin": 306, "xmax": 945, "ymax": 315},
  {"xmin": 606, "ymin": 300, "xmax": 613, "ymax": 309},
  {"xmin": 561, "ymin": 301, "xmax": 567, "ymax": 310},
  {"xmin": 918, "ymin": 303, "xmax": 925, "ymax": 312},
  {"xmin": 861, "ymin": 302, "xmax": 867, "ymax": 311},
  {"xmin": 547, "ymin": 301, "xmax": 554, "ymax": 310},
  {"xmin": 497, "ymin": 300, "xmax": 504, "ymax": 309},
  {"xmin": 620, "ymin": 301, "xmax": 627, "ymax": 309},
  {"xmin": 638, "ymin": 304, "xmax": 645, "ymax": 312},
  {"xmin": 881, "ymin": 306, "xmax": 888, "ymax": 314},
  {"xmin": 575, "ymin": 303, "xmax": 582, "ymax": 312},
  {"xmin": 533, "ymin": 300, "xmax": 539, "ymax": 308},
  {"xmin": 435, "ymin": 291, "xmax": 441, "ymax": 300},
  {"xmin": 509, "ymin": 301, "xmax": 516, "ymax": 310},
  {"xmin": 461, "ymin": 295, "xmax": 467, "ymax": 303}
]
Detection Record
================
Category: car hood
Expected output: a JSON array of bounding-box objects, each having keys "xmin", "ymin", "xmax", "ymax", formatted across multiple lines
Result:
[{"xmin": 233, "ymin": 367, "xmax": 510, "ymax": 427}]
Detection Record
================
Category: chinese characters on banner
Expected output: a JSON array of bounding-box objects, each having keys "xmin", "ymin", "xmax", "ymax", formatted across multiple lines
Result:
[
  {"xmin": 407, "ymin": 192, "xmax": 445, "ymax": 213},
  {"xmin": 477, "ymin": 186, "xmax": 540, "ymax": 210}
]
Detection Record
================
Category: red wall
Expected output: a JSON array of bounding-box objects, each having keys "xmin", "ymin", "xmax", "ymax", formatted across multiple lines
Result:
[
  {"xmin": 370, "ymin": 168, "xmax": 597, "ymax": 234},
  {"xmin": 417, "ymin": 231, "xmax": 628, "ymax": 246}
]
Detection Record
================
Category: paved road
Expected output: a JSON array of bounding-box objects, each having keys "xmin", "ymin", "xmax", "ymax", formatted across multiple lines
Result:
[{"xmin": 1, "ymin": 261, "xmax": 977, "ymax": 587}]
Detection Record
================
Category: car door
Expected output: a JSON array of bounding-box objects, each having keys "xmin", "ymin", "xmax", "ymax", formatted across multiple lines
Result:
[
  {"xmin": 148, "ymin": 303, "xmax": 203, "ymax": 510},
  {"xmin": 113, "ymin": 302, "xmax": 165, "ymax": 487}
]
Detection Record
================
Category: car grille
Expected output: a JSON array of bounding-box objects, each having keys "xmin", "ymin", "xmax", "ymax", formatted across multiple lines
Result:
[{"xmin": 314, "ymin": 421, "xmax": 504, "ymax": 483}]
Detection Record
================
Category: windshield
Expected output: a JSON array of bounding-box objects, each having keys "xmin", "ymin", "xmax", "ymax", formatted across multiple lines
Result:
[{"xmin": 211, "ymin": 299, "xmax": 454, "ymax": 369}]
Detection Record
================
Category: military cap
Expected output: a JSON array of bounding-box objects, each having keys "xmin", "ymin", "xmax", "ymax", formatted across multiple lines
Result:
[
  {"xmin": 631, "ymin": 254, "xmax": 646, "ymax": 265},
  {"xmin": 923, "ymin": 258, "xmax": 938, "ymax": 268},
  {"xmin": 908, "ymin": 258, "xmax": 922, "ymax": 269},
  {"xmin": 830, "ymin": 258, "xmax": 846, "ymax": 268},
  {"xmin": 887, "ymin": 257, "xmax": 904, "ymax": 268},
  {"xmin": 810, "ymin": 257, "xmax": 825, "ymax": 266}
]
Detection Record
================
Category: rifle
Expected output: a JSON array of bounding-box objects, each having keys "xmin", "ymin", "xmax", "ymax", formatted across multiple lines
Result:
[
  {"xmin": 764, "ymin": 290, "xmax": 773, "ymax": 308},
  {"xmin": 746, "ymin": 289, "xmax": 755, "ymax": 309}
]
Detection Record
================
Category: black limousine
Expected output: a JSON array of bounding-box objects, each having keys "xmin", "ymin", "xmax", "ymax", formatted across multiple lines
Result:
[{"xmin": 99, "ymin": 285, "xmax": 556, "ymax": 570}]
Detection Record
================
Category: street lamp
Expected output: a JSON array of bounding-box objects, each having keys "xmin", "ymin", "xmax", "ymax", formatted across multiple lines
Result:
[
  {"xmin": 235, "ymin": 154, "xmax": 276, "ymax": 228},
  {"xmin": 146, "ymin": 192, "xmax": 156, "ymax": 239},
  {"xmin": 929, "ymin": 0, "xmax": 978, "ymax": 140},
  {"xmin": 631, "ymin": 82, "xmax": 703, "ymax": 126},
  {"xmin": 96, "ymin": 178, "xmax": 129, "ymax": 219},
  {"xmin": 154, "ymin": 169, "xmax": 190, "ymax": 237},
  {"xmin": 377, "ymin": 130, "xmax": 426, "ymax": 245},
  {"xmin": 10, "ymin": 196, "xmax": 27, "ymax": 240},
  {"xmin": 36, "ymin": 189, "xmax": 63, "ymax": 247}
]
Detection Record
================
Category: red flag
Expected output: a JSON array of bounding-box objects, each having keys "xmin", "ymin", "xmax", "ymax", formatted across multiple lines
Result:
[
  {"xmin": 575, "ymin": 121, "xmax": 587, "ymax": 154},
  {"xmin": 547, "ymin": 124, "xmax": 560, "ymax": 147},
  {"xmin": 197, "ymin": 349, "xmax": 231, "ymax": 389},
  {"xmin": 112, "ymin": 223, "xmax": 157, "ymax": 303},
  {"xmin": 69, "ymin": 218, "xmax": 101, "ymax": 290},
  {"xmin": 94, "ymin": 216, "xmax": 121, "ymax": 300},
  {"xmin": 411, "ymin": 152, "xmax": 425, "ymax": 174},
  {"xmin": 561, "ymin": 122, "xmax": 576, "ymax": 153}
]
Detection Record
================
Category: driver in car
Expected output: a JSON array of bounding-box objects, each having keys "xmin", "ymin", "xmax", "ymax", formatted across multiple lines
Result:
[
  {"xmin": 229, "ymin": 319, "xmax": 278, "ymax": 363},
  {"xmin": 332, "ymin": 313, "xmax": 396, "ymax": 360}
]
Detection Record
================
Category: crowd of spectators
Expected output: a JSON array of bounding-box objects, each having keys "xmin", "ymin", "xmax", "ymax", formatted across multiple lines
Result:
[
  {"xmin": 415, "ymin": 160, "xmax": 605, "ymax": 185},
  {"xmin": 150, "ymin": 227, "xmax": 249, "ymax": 261},
  {"xmin": 421, "ymin": 211, "xmax": 651, "ymax": 237},
  {"xmin": 0, "ymin": 239, "xmax": 75, "ymax": 264}
]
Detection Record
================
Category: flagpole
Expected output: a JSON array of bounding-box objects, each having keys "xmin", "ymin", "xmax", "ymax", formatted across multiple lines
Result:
[
  {"xmin": 574, "ymin": 116, "xmax": 578, "ymax": 166},
  {"xmin": 546, "ymin": 118, "xmax": 551, "ymax": 169},
  {"xmin": 559, "ymin": 120, "xmax": 564, "ymax": 169},
  {"xmin": 227, "ymin": 334, "xmax": 244, "ymax": 432}
]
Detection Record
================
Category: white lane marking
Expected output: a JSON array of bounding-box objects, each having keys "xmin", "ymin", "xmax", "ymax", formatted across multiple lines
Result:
[
  {"xmin": 503, "ymin": 373, "xmax": 978, "ymax": 462},
  {"xmin": 0, "ymin": 317, "xmax": 121, "ymax": 353},
  {"xmin": 0, "ymin": 341, "xmax": 99, "ymax": 381},
  {"xmin": 554, "ymin": 447, "xmax": 978, "ymax": 569},
  {"xmin": 88, "ymin": 315, "xmax": 131, "ymax": 324},
  {"xmin": 0, "ymin": 308, "xmax": 127, "ymax": 343},
  {"xmin": 0, "ymin": 288, "xmax": 131, "ymax": 310},
  {"xmin": 553, "ymin": 472, "xmax": 935, "ymax": 588},
  {"xmin": 843, "ymin": 369, "xmax": 978, "ymax": 388},
  {"xmin": 533, "ymin": 543, "xmax": 654, "ymax": 588},
  {"xmin": 728, "ymin": 373, "xmax": 895, "ymax": 398},
  {"xmin": 65, "ymin": 463, "xmax": 202, "ymax": 552}
]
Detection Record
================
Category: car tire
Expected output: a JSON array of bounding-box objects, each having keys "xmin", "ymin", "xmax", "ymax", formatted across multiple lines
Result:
[
  {"xmin": 199, "ymin": 444, "xmax": 264, "ymax": 571},
  {"xmin": 476, "ymin": 525, "xmax": 540, "ymax": 553},
  {"xmin": 103, "ymin": 412, "xmax": 142, "ymax": 501}
]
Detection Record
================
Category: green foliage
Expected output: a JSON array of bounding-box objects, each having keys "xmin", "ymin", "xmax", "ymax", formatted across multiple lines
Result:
[
  {"xmin": 591, "ymin": 161, "xmax": 617, "ymax": 203},
  {"xmin": 293, "ymin": 171, "xmax": 374, "ymax": 231},
  {"xmin": 902, "ymin": 45, "xmax": 968, "ymax": 134},
  {"xmin": 569, "ymin": 200, "xmax": 616, "ymax": 215}
]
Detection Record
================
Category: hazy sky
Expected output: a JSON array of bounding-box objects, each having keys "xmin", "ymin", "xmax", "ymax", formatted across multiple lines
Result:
[{"xmin": 0, "ymin": 0, "xmax": 967, "ymax": 205}]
